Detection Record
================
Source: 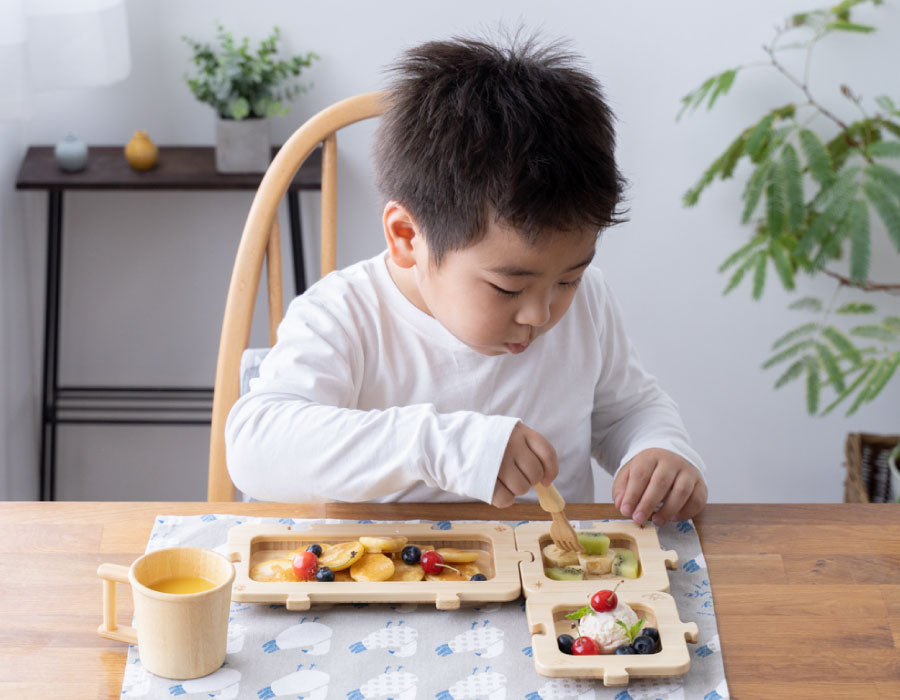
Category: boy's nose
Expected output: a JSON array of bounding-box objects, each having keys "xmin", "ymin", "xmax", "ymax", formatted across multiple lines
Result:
[{"xmin": 515, "ymin": 298, "xmax": 551, "ymax": 328}]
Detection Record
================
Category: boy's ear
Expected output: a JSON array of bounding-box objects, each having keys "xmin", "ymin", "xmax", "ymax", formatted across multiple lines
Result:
[{"xmin": 383, "ymin": 201, "xmax": 420, "ymax": 269}]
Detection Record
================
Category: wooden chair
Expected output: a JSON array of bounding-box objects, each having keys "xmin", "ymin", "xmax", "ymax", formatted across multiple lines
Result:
[{"xmin": 207, "ymin": 91, "xmax": 388, "ymax": 501}]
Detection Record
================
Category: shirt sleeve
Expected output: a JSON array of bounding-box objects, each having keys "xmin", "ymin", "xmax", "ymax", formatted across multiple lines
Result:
[
  {"xmin": 224, "ymin": 293, "xmax": 516, "ymax": 504},
  {"xmin": 590, "ymin": 275, "xmax": 707, "ymax": 481}
]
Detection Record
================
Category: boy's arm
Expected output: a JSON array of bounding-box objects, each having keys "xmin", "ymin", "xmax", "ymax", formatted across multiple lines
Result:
[
  {"xmin": 225, "ymin": 296, "xmax": 516, "ymax": 503},
  {"xmin": 589, "ymin": 275, "xmax": 707, "ymax": 512}
]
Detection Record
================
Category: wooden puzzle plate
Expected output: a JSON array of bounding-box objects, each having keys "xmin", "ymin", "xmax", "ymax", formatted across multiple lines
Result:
[
  {"xmin": 226, "ymin": 522, "xmax": 530, "ymax": 610},
  {"xmin": 526, "ymin": 591, "xmax": 699, "ymax": 686},
  {"xmin": 515, "ymin": 521, "xmax": 678, "ymax": 596}
]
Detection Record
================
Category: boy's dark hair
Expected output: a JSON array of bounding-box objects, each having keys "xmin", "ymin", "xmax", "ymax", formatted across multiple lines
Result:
[{"xmin": 374, "ymin": 31, "xmax": 627, "ymax": 265}]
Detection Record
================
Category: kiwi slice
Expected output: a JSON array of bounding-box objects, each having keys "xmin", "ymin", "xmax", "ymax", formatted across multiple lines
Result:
[
  {"xmin": 611, "ymin": 549, "xmax": 640, "ymax": 578},
  {"xmin": 544, "ymin": 565, "xmax": 585, "ymax": 581},
  {"xmin": 576, "ymin": 531, "xmax": 610, "ymax": 555}
]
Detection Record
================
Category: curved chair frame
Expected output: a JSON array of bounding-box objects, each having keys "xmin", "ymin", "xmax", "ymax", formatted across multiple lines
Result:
[{"xmin": 208, "ymin": 91, "xmax": 388, "ymax": 501}]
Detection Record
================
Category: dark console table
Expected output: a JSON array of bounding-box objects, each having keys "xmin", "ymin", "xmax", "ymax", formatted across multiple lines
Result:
[{"xmin": 15, "ymin": 145, "xmax": 322, "ymax": 500}]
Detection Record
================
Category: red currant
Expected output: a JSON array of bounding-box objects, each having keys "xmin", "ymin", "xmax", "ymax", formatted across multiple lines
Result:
[
  {"xmin": 292, "ymin": 551, "xmax": 318, "ymax": 581},
  {"xmin": 420, "ymin": 550, "xmax": 444, "ymax": 575},
  {"xmin": 571, "ymin": 636, "xmax": 600, "ymax": 655}
]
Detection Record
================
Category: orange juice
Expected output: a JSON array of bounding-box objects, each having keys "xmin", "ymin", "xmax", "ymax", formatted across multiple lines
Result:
[{"xmin": 149, "ymin": 576, "xmax": 216, "ymax": 594}]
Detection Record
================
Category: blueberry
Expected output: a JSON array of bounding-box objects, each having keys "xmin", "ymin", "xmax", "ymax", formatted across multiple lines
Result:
[
  {"xmin": 315, "ymin": 566, "xmax": 334, "ymax": 582},
  {"xmin": 401, "ymin": 545, "xmax": 421, "ymax": 565},
  {"xmin": 641, "ymin": 627, "xmax": 660, "ymax": 644},
  {"xmin": 632, "ymin": 635, "xmax": 657, "ymax": 654},
  {"xmin": 615, "ymin": 644, "xmax": 637, "ymax": 655},
  {"xmin": 306, "ymin": 544, "xmax": 322, "ymax": 557},
  {"xmin": 557, "ymin": 634, "xmax": 574, "ymax": 654},
  {"xmin": 470, "ymin": 573, "xmax": 487, "ymax": 581}
]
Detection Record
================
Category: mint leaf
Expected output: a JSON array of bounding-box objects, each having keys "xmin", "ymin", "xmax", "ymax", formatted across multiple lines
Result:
[
  {"xmin": 616, "ymin": 616, "xmax": 647, "ymax": 644},
  {"xmin": 565, "ymin": 605, "xmax": 591, "ymax": 621}
]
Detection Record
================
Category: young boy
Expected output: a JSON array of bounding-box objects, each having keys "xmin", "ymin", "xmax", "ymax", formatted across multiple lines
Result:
[{"xmin": 226, "ymin": 34, "xmax": 707, "ymax": 526}]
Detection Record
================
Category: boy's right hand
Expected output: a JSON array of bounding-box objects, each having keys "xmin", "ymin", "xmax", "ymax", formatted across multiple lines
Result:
[{"xmin": 492, "ymin": 422, "xmax": 559, "ymax": 508}]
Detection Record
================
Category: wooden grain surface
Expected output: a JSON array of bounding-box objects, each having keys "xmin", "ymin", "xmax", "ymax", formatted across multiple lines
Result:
[{"xmin": 1, "ymin": 502, "xmax": 898, "ymax": 699}]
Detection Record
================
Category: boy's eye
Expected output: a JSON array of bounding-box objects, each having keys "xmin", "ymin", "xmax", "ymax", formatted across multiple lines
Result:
[
  {"xmin": 560, "ymin": 277, "xmax": 583, "ymax": 289},
  {"xmin": 490, "ymin": 283, "xmax": 522, "ymax": 298}
]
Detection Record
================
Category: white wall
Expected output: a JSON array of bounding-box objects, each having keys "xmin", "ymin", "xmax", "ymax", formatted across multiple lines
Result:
[{"xmin": 4, "ymin": 0, "xmax": 899, "ymax": 501}]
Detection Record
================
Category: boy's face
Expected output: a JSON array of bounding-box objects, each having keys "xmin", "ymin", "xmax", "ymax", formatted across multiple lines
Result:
[{"xmin": 385, "ymin": 204, "xmax": 597, "ymax": 356}]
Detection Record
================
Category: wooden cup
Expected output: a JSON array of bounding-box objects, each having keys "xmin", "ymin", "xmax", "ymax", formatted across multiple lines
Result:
[{"xmin": 97, "ymin": 546, "xmax": 235, "ymax": 679}]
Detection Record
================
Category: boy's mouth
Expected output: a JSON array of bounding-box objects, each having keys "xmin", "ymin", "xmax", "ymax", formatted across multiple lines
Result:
[{"xmin": 504, "ymin": 342, "xmax": 529, "ymax": 354}]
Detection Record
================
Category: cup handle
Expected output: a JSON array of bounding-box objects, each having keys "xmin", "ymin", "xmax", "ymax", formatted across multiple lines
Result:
[{"xmin": 97, "ymin": 562, "xmax": 138, "ymax": 645}]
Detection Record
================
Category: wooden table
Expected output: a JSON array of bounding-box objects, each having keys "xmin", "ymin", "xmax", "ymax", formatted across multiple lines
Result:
[
  {"xmin": 1, "ymin": 503, "xmax": 898, "ymax": 699},
  {"xmin": 15, "ymin": 146, "xmax": 322, "ymax": 501}
]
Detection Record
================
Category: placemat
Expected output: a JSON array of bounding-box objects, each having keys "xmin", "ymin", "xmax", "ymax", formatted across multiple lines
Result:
[{"xmin": 119, "ymin": 516, "xmax": 730, "ymax": 700}]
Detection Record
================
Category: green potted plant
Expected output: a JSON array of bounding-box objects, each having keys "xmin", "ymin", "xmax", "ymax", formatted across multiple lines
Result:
[
  {"xmin": 678, "ymin": 0, "xmax": 899, "ymax": 418},
  {"xmin": 182, "ymin": 25, "xmax": 318, "ymax": 173}
]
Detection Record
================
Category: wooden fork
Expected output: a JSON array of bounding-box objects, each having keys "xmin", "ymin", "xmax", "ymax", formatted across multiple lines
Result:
[{"xmin": 534, "ymin": 483, "xmax": 584, "ymax": 552}]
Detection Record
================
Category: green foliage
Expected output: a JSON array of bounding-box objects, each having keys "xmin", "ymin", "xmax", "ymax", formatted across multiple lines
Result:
[
  {"xmin": 182, "ymin": 25, "xmax": 318, "ymax": 120},
  {"xmin": 680, "ymin": 0, "xmax": 899, "ymax": 415}
]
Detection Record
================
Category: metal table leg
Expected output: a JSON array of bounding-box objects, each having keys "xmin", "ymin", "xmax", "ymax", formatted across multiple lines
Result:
[
  {"xmin": 40, "ymin": 189, "xmax": 63, "ymax": 501},
  {"xmin": 287, "ymin": 189, "xmax": 306, "ymax": 296}
]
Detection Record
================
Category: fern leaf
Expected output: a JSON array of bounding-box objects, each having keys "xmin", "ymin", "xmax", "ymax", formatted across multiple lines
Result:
[
  {"xmin": 794, "ymin": 212, "xmax": 833, "ymax": 262},
  {"xmin": 746, "ymin": 114, "xmax": 776, "ymax": 161},
  {"xmin": 766, "ymin": 165, "xmax": 787, "ymax": 237},
  {"xmin": 719, "ymin": 132, "xmax": 749, "ymax": 179},
  {"xmin": 772, "ymin": 322, "xmax": 819, "ymax": 350},
  {"xmin": 774, "ymin": 359, "xmax": 806, "ymax": 389},
  {"xmin": 742, "ymin": 162, "xmax": 773, "ymax": 223},
  {"xmin": 835, "ymin": 302, "xmax": 876, "ymax": 314},
  {"xmin": 805, "ymin": 356, "xmax": 821, "ymax": 414},
  {"xmin": 788, "ymin": 297, "xmax": 823, "ymax": 312},
  {"xmin": 822, "ymin": 359, "xmax": 875, "ymax": 415},
  {"xmin": 677, "ymin": 75, "xmax": 717, "ymax": 121},
  {"xmin": 762, "ymin": 339, "xmax": 814, "ymax": 368},
  {"xmin": 799, "ymin": 129, "xmax": 835, "ymax": 185},
  {"xmin": 683, "ymin": 133, "xmax": 751, "ymax": 206},
  {"xmin": 850, "ymin": 324, "xmax": 898, "ymax": 341},
  {"xmin": 825, "ymin": 20, "xmax": 876, "ymax": 33},
  {"xmin": 769, "ymin": 238, "xmax": 795, "ymax": 290},
  {"xmin": 780, "ymin": 143, "xmax": 805, "ymax": 230},
  {"xmin": 861, "ymin": 352, "xmax": 900, "ymax": 403},
  {"xmin": 707, "ymin": 69, "xmax": 738, "ymax": 111},
  {"xmin": 718, "ymin": 234, "xmax": 766, "ymax": 273},
  {"xmin": 867, "ymin": 140, "xmax": 900, "ymax": 158},
  {"xmin": 752, "ymin": 249, "xmax": 767, "ymax": 300},
  {"xmin": 816, "ymin": 166, "xmax": 861, "ymax": 217},
  {"xmin": 865, "ymin": 162, "xmax": 900, "ymax": 195},
  {"xmin": 875, "ymin": 95, "xmax": 900, "ymax": 117},
  {"xmin": 884, "ymin": 316, "xmax": 900, "ymax": 331},
  {"xmin": 846, "ymin": 200, "xmax": 870, "ymax": 284},
  {"xmin": 722, "ymin": 252, "xmax": 760, "ymax": 295},
  {"xmin": 815, "ymin": 342, "xmax": 846, "ymax": 392},
  {"xmin": 822, "ymin": 326, "xmax": 863, "ymax": 363},
  {"xmin": 863, "ymin": 178, "xmax": 900, "ymax": 252}
]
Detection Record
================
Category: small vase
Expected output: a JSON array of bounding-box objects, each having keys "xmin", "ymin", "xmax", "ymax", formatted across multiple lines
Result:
[
  {"xmin": 125, "ymin": 130, "xmax": 159, "ymax": 171},
  {"xmin": 215, "ymin": 117, "xmax": 271, "ymax": 173},
  {"xmin": 54, "ymin": 133, "xmax": 88, "ymax": 172}
]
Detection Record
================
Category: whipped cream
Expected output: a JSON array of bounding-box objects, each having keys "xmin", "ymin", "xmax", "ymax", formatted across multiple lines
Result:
[{"xmin": 577, "ymin": 601, "xmax": 640, "ymax": 652}]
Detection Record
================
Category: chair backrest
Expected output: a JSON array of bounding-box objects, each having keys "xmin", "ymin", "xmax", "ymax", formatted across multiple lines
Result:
[{"xmin": 207, "ymin": 91, "xmax": 388, "ymax": 501}]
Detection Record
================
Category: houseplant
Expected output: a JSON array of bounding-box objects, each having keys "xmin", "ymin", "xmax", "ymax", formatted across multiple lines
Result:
[
  {"xmin": 678, "ymin": 0, "xmax": 899, "ymax": 418},
  {"xmin": 182, "ymin": 24, "xmax": 318, "ymax": 173}
]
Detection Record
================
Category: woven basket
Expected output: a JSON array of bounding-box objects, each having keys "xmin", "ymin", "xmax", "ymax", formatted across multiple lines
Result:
[{"xmin": 844, "ymin": 433, "xmax": 900, "ymax": 503}]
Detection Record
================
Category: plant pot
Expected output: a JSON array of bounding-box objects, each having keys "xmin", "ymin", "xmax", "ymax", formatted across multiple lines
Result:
[{"xmin": 215, "ymin": 117, "xmax": 271, "ymax": 173}]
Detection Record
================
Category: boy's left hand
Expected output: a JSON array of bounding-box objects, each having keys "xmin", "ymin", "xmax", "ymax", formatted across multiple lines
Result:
[{"xmin": 611, "ymin": 448, "xmax": 707, "ymax": 526}]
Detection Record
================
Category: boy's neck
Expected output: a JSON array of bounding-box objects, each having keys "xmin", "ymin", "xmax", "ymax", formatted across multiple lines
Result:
[{"xmin": 385, "ymin": 255, "xmax": 431, "ymax": 317}]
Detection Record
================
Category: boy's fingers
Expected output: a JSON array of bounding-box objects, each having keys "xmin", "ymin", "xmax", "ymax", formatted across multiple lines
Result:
[
  {"xmin": 651, "ymin": 471, "xmax": 695, "ymax": 526},
  {"xmin": 491, "ymin": 480, "xmax": 516, "ymax": 508},
  {"xmin": 618, "ymin": 453, "xmax": 656, "ymax": 518},
  {"xmin": 612, "ymin": 468, "xmax": 628, "ymax": 510},
  {"xmin": 632, "ymin": 466, "xmax": 676, "ymax": 525},
  {"xmin": 524, "ymin": 429, "xmax": 558, "ymax": 484},
  {"xmin": 499, "ymin": 465, "xmax": 531, "ymax": 497},
  {"xmin": 513, "ymin": 453, "xmax": 544, "ymax": 492},
  {"xmin": 674, "ymin": 480, "xmax": 708, "ymax": 521}
]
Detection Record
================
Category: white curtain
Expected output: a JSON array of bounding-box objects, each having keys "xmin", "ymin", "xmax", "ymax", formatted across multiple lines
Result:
[{"xmin": 0, "ymin": 0, "xmax": 130, "ymax": 499}]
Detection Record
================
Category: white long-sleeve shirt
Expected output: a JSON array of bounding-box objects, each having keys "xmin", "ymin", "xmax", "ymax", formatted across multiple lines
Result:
[{"xmin": 225, "ymin": 251, "xmax": 705, "ymax": 504}]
